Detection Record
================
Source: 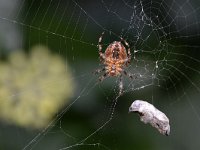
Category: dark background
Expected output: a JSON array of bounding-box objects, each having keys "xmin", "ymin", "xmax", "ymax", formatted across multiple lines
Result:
[{"xmin": 0, "ymin": 0, "xmax": 200, "ymax": 149}]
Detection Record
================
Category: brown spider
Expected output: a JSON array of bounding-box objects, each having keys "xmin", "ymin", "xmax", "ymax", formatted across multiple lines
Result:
[{"xmin": 95, "ymin": 32, "xmax": 134, "ymax": 95}]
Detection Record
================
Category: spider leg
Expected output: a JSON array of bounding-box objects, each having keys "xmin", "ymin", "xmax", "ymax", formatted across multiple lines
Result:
[
  {"xmin": 94, "ymin": 67, "xmax": 105, "ymax": 75},
  {"xmin": 123, "ymin": 70, "xmax": 137, "ymax": 80},
  {"xmin": 98, "ymin": 32, "xmax": 105, "ymax": 61},
  {"xmin": 119, "ymin": 75, "xmax": 123, "ymax": 95},
  {"xmin": 120, "ymin": 37, "xmax": 131, "ymax": 65},
  {"xmin": 127, "ymin": 46, "xmax": 131, "ymax": 65},
  {"xmin": 99, "ymin": 72, "xmax": 108, "ymax": 82}
]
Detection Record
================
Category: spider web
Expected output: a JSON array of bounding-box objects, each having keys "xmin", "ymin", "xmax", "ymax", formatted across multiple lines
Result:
[{"xmin": 0, "ymin": 0, "xmax": 200, "ymax": 149}]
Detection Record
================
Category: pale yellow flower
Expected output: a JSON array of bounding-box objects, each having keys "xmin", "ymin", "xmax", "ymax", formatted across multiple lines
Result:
[{"xmin": 0, "ymin": 45, "xmax": 74, "ymax": 129}]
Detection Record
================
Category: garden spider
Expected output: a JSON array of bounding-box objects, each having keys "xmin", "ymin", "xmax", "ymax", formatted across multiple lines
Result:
[{"xmin": 95, "ymin": 32, "xmax": 135, "ymax": 95}]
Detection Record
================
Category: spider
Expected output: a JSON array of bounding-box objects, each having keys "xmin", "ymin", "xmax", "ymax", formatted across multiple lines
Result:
[{"xmin": 95, "ymin": 32, "xmax": 134, "ymax": 95}]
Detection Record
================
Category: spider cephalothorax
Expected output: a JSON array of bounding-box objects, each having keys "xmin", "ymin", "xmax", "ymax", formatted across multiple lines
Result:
[{"xmin": 95, "ymin": 32, "xmax": 134, "ymax": 95}]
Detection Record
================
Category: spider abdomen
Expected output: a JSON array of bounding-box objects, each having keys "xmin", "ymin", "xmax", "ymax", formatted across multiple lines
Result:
[
  {"xmin": 103, "ymin": 41, "xmax": 128, "ymax": 76},
  {"xmin": 105, "ymin": 41, "xmax": 127, "ymax": 60}
]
